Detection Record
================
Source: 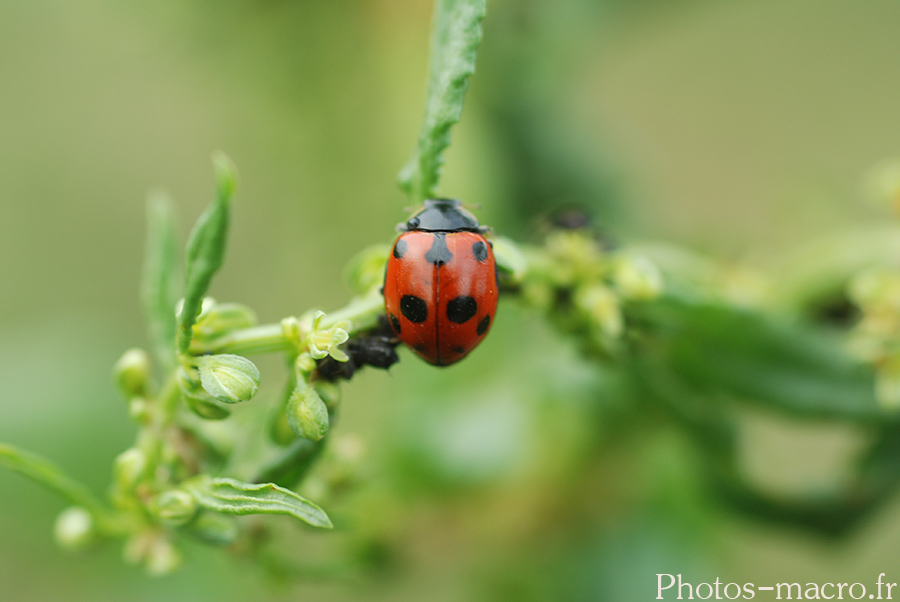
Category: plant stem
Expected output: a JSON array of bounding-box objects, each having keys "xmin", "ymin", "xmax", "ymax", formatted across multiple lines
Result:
[
  {"xmin": 138, "ymin": 373, "xmax": 183, "ymax": 485},
  {"xmin": 0, "ymin": 444, "xmax": 125, "ymax": 534},
  {"xmin": 197, "ymin": 324, "xmax": 294, "ymax": 356},
  {"xmin": 194, "ymin": 292, "xmax": 385, "ymax": 356}
]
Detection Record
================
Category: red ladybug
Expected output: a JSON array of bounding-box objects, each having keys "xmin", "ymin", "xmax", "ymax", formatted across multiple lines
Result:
[{"xmin": 384, "ymin": 199, "xmax": 498, "ymax": 366}]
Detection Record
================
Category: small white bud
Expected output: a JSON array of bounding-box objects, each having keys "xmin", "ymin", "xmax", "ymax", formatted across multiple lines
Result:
[
  {"xmin": 54, "ymin": 506, "xmax": 96, "ymax": 551},
  {"xmin": 114, "ymin": 448, "xmax": 146, "ymax": 491},
  {"xmin": 113, "ymin": 348, "xmax": 150, "ymax": 397}
]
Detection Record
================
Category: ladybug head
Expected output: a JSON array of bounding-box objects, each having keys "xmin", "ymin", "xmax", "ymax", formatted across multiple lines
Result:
[{"xmin": 399, "ymin": 199, "xmax": 488, "ymax": 233}]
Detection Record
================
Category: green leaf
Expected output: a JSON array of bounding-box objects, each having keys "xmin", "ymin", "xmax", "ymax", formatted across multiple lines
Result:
[
  {"xmin": 142, "ymin": 191, "xmax": 180, "ymax": 372},
  {"xmin": 177, "ymin": 152, "xmax": 237, "ymax": 355},
  {"xmin": 197, "ymin": 354, "xmax": 260, "ymax": 404},
  {"xmin": 0, "ymin": 444, "xmax": 110, "ymax": 521},
  {"xmin": 638, "ymin": 295, "xmax": 891, "ymax": 423},
  {"xmin": 185, "ymin": 476, "xmax": 332, "ymax": 529},
  {"xmin": 397, "ymin": 0, "xmax": 487, "ymax": 203}
]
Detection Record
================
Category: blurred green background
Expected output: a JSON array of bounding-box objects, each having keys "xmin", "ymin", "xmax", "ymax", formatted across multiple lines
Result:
[{"xmin": 2, "ymin": 1, "xmax": 900, "ymax": 600}]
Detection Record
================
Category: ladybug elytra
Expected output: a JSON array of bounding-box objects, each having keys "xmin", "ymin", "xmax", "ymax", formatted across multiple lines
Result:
[{"xmin": 384, "ymin": 199, "xmax": 498, "ymax": 367}]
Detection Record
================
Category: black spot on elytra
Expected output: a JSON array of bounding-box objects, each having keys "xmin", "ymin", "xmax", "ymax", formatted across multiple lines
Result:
[
  {"xmin": 400, "ymin": 295, "xmax": 428, "ymax": 323},
  {"xmin": 446, "ymin": 296, "xmax": 477, "ymax": 324},
  {"xmin": 393, "ymin": 238, "xmax": 407, "ymax": 259},
  {"xmin": 472, "ymin": 240, "xmax": 488, "ymax": 262},
  {"xmin": 477, "ymin": 314, "xmax": 490, "ymax": 336},
  {"xmin": 425, "ymin": 233, "xmax": 453, "ymax": 266},
  {"xmin": 452, "ymin": 346, "xmax": 466, "ymax": 355},
  {"xmin": 389, "ymin": 313, "xmax": 401, "ymax": 334}
]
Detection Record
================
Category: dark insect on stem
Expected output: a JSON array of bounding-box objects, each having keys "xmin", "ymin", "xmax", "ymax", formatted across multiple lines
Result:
[
  {"xmin": 545, "ymin": 204, "xmax": 617, "ymax": 250},
  {"xmin": 805, "ymin": 290, "xmax": 860, "ymax": 329},
  {"xmin": 316, "ymin": 317, "xmax": 401, "ymax": 382}
]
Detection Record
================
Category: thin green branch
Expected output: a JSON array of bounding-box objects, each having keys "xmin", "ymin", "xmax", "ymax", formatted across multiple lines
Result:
[
  {"xmin": 0, "ymin": 444, "xmax": 121, "ymax": 533},
  {"xmin": 194, "ymin": 292, "xmax": 385, "ymax": 356}
]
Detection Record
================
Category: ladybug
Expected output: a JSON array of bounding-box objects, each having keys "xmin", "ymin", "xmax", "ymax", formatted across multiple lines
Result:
[{"xmin": 384, "ymin": 199, "xmax": 498, "ymax": 367}]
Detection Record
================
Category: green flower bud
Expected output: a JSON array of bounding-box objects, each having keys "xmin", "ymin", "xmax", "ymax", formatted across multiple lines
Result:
[
  {"xmin": 295, "ymin": 351, "xmax": 317, "ymax": 375},
  {"xmin": 575, "ymin": 285, "xmax": 623, "ymax": 338},
  {"xmin": 145, "ymin": 536, "xmax": 183, "ymax": 575},
  {"xmin": 123, "ymin": 531, "xmax": 148, "ymax": 566},
  {"xmin": 114, "ymin": 447, "xmax": 146, "ymax": 492},
  {"xmin": 546, "ymin": 231, "xmax": 605, "ymax": 284},
  {"xmin": 124, "ymin": 530, "xmax": 183, "ymax": 575},
  {"xmin": 193, "ymin": 302, "xmax": 257, "ymax": 340},
  {"xmin": 128, "ymin": 397, "xmax": 151, "ymax": 423},
  {"xmin": 113, "ymin": 348, "xmax": 150, "ymax": 398},
  {"xmin": 287, "ymin": 378, "xmax": 330, "ymax": 441},
  {"xmin": 613, "ymin": 255, "xmax": 662, "ymax": 301},
  {"xmin": 54, "ymin": 506, "xmax": 96, "ymax": 551},
  {"xmin": 150, "ymin": 490, "xmax": 198, "ymax": 527},
  {"xmin": 196, "ymin": 354, "xmax": 260, "ymax": 404}
]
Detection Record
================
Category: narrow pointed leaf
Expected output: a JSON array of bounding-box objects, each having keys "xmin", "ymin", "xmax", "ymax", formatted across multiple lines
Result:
[
  {"xmin": 636, "ymin": 295, "xmax": 890, "ymax": 423},
  {"xmin": 178, "ymin": 153, "xmax": 237, "ymax": 354},
  {"xmin": 185, "ymin": 476, "xmax": 332, "ymax": 529},
  {"xmin": 142, "ymin": 191, "xmax": 180, "ymax": 372},
  {"xmin": 398, "ymin": 0, "xmax": 487, "ymax": 202},
  {"xmin": 0, "ymin": 444, "xmax": 109, "ymax": 520}
]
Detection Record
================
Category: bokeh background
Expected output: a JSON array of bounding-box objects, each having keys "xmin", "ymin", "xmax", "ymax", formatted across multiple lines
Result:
[{"xmin": 2, "ymin": 1, "xmax": 900, "ymax": 600}]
